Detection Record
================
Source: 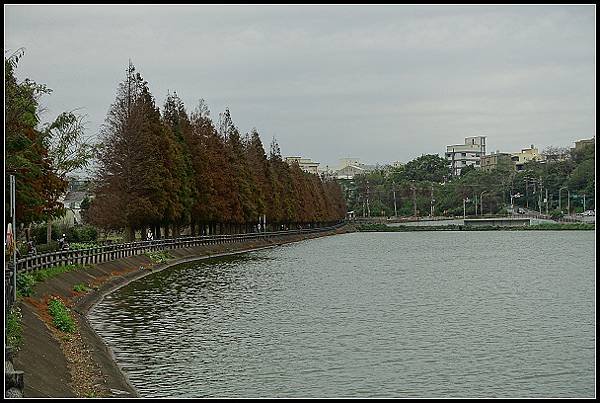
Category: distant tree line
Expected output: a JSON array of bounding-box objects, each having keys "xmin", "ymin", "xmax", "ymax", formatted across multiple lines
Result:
[
  {"xmin": 86, "ymin": 62, "xmax": 346, "ymax": 239},
  {"xmin": 342, "ymin": 145, "xmax": 594, "ymax": 218}
]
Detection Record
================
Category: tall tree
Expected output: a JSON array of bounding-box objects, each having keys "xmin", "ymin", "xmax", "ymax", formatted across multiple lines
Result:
[
  {"xmin": 90, "ymin": 61, "xmax": 179, "ymax": 240},
  {"xmin": 162, "ymin": 92, "xmax": 195, "ymax": 236}
]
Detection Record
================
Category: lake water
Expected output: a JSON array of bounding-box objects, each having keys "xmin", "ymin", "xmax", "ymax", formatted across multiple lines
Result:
[{"xmin": 89, "ymin": 231, "xmax": 596, "ymax": 398}]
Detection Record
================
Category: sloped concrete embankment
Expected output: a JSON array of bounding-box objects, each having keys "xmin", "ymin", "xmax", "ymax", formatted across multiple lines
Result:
[{"xmin": 13, "ymin": 226, "xmax": 351, "ymax": 397}]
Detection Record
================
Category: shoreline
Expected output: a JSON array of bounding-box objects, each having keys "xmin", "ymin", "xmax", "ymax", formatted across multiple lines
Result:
[
  {"xmin": 356, "ymin": 223, "xmax": 595, "ymax": 232},
  {"xmin": 13, "ymin": 226, "xmax": 352, "ymax": 398}
]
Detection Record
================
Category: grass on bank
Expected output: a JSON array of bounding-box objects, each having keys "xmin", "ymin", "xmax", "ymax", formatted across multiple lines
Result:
[
  {"xmin": 73, "ymin": 283, "xmax": 92, "ymax": 293},
  {"xmin": 17, "ymin": 264, "xmax": 92, "ymax": 297},
  {"xmin": 7, "ymin": 305, "xmax": 23, "ymax": 351},
  {"xmin": 48, "ymin": 296, "xmax": 77, "ymax": 333},
  {"xmin": 357, "ymin": 222, "xmax": 595, "ymax": 232},
  {"xmin": 144, "ymin": 251, "xmax": 174, "ymax": 263}
]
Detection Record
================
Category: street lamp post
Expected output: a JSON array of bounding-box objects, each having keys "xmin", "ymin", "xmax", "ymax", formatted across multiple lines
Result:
[
  {"xmin": 410, "ymin": 180, "xmax": 417, "ymax": 217},
  {"xmin": 559, "ymin": 186, "xmax": 570, "ymax": 215},
  {"xmin": 463, "ymin": 197, "xmax": 470, "ymax": 220},
  {"xmin": 510, "ymin": 192, "xmax": 521, "ymax": 214}
]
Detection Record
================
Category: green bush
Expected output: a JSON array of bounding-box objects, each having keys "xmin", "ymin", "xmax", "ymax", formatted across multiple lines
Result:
[
  {"xmin": 7, "ymin": 306, "xmax": 23, "ymax": 350},
  {"xmin": 145, "ymin": 251, "xmax": 174, "ymax": 263},
  {"xmin": 16, "ymin": 272, "xmax": 37, "ymax": 297},
  {"xmin": 69, "ymin": 242, "xmax": 101, "ymax": 250},
  {"xmin": 65, "ymin": 225, "xmax": 98, "ymax": 243},
  {"xmin": 48, "ymin": 296, "xmax": 77, "ymax": 333},
  {"xmin": 36, "ymin": 241, "xmax": 59, "ymax": 254},
  {"xmin": 31, "ymin": 224, "xmax": 60, "ymax": 245}
]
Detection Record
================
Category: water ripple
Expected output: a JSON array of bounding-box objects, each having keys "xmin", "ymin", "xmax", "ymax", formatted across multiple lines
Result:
[{"xmin": 89, "ymin": 232, "xmax": 596, "ymax": 398}]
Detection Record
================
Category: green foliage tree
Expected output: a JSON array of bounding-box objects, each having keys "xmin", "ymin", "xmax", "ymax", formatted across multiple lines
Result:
[
  {"xmin": 42, "ymin": 110, "xmax": 97, "ymax": 242},
  {"xmin": 5, "ymin": 49, "xmax": 67, "ymax": 230}
]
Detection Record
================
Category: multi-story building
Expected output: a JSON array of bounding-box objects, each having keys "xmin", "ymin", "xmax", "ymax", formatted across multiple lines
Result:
[
  {"xmin": 284, "ymin": 156, "xmax": 320, "ymax": 175},
  {"xmin": 480, "ymin": 152, "xmax": 513, "ymax": 172},
  {"xmin": 511, "ymin": 145, "xmax": 544, "ymax": 171},
  {"xmin": 445, "ymin": 136, "xmax": 486, "ymax": 176}
]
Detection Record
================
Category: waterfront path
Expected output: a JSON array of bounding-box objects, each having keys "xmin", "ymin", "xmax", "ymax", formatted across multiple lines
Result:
[{"xmin": 12, "ymin": 225, "xmax": 351, "ymax": 398}]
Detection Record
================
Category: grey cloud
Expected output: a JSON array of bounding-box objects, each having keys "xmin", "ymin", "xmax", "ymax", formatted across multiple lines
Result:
[{"xmin": 5, "ymin": 5, "xmax": 595, "ymax": 169}]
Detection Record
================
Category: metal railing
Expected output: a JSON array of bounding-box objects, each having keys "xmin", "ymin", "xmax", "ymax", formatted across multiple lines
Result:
[{"xmin": 14, "ymin": 223, "xmax": 344, "ymax": 274}]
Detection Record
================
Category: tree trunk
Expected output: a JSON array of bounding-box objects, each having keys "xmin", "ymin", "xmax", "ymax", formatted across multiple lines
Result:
[
  {"xmin": 125, "ymin": 226, "xmax": 135, "ymax": 242},
  {"xmin": 47, "ymin": 219, "xmax": 53, "ymax": 244}
]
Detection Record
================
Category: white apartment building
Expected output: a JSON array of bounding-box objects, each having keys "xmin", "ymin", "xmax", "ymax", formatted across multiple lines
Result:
[
  {"xmin": 445, "ymin": 136, "xmax": 487, "ymax": 176},
  {"xmin": 284, "ymin": 156, "xmax": 320, "ymax": 175}
]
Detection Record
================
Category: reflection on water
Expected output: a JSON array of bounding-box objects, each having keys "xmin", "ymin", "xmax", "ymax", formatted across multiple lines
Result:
[{"xmin": 89, "ymin": 231, "xmax": 596, "ymax": 398}]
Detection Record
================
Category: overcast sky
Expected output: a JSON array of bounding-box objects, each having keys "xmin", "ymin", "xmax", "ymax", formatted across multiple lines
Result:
[{"xmin": 5, "ymin": 4, "xmax": 596, "ymax": 169}]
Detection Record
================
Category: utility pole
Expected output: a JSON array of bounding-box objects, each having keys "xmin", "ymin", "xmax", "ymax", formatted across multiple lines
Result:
[
  {"xmin": 583, "ymin": 193, "xmax": 586, "ymax": 211},
  {"xmin": 10, "ymin": 174, "xmax": 17, "ymax": 303},
  {"xmin": 545, "ymin": 188, "xmax": 549, "ymax": 215},
  {"xmin": 392, "ymin": 181, "xmax": 397, "ymax": 218},
  {"xmin": 366, "ymin": 180, "xmax": 371, "ymax": 218},
  {"xmin": 430, "ymin": 184, "xmax": 434, "ymax": 217},
  {"xmin": 480, "ymin": 191, "xmax": 487, "ymax": 216},
  {"xmin": 538, "ymin": 176, "xmax": 544, "ymax": 214}
]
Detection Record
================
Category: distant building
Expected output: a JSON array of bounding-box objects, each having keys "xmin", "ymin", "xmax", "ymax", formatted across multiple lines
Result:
[
  {"xmin": 333, "ymin": 158, "xmax": 376, "ymax": 179},
  {"xmin": 57, "ymin": 176, "xmax": 92, "ymax": 227},
  {"xmin": 445, "ymin": 136, "xmax": 487, "ymax": 176},
  {"xmin": 284, "ymin": 156, "xmax": 320, "ymax": 175},
  {"xmin": 573, "ymin": 137, "xmax": 595, "ymax": 152},
  {"xmin": 58, "ymin": 191, "xmax": 89, "ymax": 226},
  {"xmin": 338, "ymin": 158, "xmax": 362, "ymax": 168},
  {"xmin": 480, "ymin": 152, "xmax": 513, "ymax": 172},
  {"xmin": 542, "ymin": 147, "xmax": 571, "ymax": 163},
  {"xmin": 511, "ymin": 145, "xmax": 544, "ymax": 171}
]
